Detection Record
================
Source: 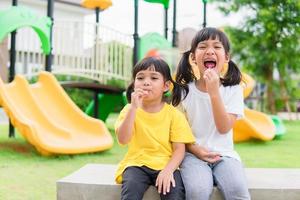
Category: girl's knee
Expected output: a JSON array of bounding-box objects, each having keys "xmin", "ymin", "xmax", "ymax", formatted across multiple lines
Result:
[
  {"xmin": 122, "ymin": 177, "xmax": 139, "ymax": 190},
  {"xmin": 161, "ymin": 170, "xmax": 185, "ymax": 200},
  {"xmin": 161, "ymin": 184, "xmax": 185, "ymax": 200},
  {"xmin": 220, "ymin": 181, "xmax": 250, "ymax": 200},
  {"xmin": 228, "ymin": 183, "xmax": 250, "ymax": 199},
  {"xmin": 185, "ymin": 182, "xmax": 213, "ymax": 200},
  {"xmin": 122, "ymin": 177, "xmax": 148, "ymax": 199}
]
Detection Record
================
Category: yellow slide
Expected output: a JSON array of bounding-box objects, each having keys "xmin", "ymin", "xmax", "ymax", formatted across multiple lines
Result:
[
  {"xmin": 233, "ymin": 108, "xmax": 276, "ymax": 142},
  {"xmin": 233, "ymin": 73, "xmax": 276, "ymax": 142},
  {"xmin": 241, "ymin": 73, "xmax": 255, "ymax": 99},
  {"xmin": 0, "ymin": 71, "xmax": 113, "ymax": 155}
]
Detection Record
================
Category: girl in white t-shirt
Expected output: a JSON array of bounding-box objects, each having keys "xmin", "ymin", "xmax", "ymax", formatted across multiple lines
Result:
[{"xmin": 174, "ymin": 27, "xmax": 250, "ymax": 200}]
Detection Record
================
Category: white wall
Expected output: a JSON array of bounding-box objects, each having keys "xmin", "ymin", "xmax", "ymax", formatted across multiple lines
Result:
[{"xmin": 0, "ymin": 0, "xmax": 92, "ymax": 20}]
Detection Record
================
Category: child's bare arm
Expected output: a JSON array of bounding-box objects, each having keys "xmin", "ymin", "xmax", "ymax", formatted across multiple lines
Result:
[
  {"xmin": 186, "ymin": 143, "xmax": 220, "ymax": 163},
  {"xmin": 116, "ymin": 88, "xmax": 147, "ymax": 144},
  {"xmin": 116, "ymin": 105, "xmax": 137, "ymax": 145},
  {"xmin": 210, "ymin": 93, "xmax": 237, "ymax": 133},
  {"xmin": 155, "ymin": 143, "xmax": 185, "ymax": 195},
  {"xmin": 204, "ymin": 69, "xmax": 237, "ymax": 133}
]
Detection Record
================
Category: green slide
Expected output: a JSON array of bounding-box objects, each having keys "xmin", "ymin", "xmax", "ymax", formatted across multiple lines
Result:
[
  {"xmin": 270, "ymin": 115, "xmax": 286, "ymax": 139},
  {"xmin": 85, "ymin": 93, "xmax": 127, "ymax": 122},
  {"xmin": 0, "ymin": 6, "xmax": 51, "ymax": 54}
]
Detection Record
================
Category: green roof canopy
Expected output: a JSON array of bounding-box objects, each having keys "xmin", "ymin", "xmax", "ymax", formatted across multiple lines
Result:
[
  {"xmin": 144, "ymin": 0, "xmax": 170, "ymax": 9},
  {"xmin": 0, "ymin": 6, "xmax": 51, "ymax": 54}
]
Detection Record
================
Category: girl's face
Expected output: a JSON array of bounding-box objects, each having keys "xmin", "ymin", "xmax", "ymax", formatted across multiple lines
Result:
[
  {"xmin": 134, "ymin": 66, "xmax": 170, "ymax": 102},
  {"xmin": 191, "ymin": 38, "xmax": 229, "ymax": 77}
]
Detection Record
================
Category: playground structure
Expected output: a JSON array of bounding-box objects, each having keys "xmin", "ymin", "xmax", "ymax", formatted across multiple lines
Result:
[
  {"xmin": 1, "ymin": 4, "xmax": 132, "ymax": 85},
  {"xmin": 0, "ymin": 6, "xmax": 51, "ymax": 54},
  {"xmin": 0, "ymin": 5, "xmax": 114, "ymax": 155},
  {"xmin": 0, "ymin": 0, "xmax": 286, "ymax": 156},
  {"xmin": 0, "ymin": 0, "xmax": 188, "ymax": 155}
]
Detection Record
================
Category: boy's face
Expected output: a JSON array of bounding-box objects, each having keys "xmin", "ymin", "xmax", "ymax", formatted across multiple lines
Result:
[
  {"xmin": 134, "ymin": 66, "xmax": 169, "ymax": 102},
  {"xmin": 191, "ymin": 38, "xmax": 229, "ymax": 77}
]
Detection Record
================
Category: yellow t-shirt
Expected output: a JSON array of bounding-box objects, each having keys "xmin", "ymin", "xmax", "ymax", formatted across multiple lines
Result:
[{"xmin": 114, "ymin": 103, "xmax": 195, "ymax": 183}]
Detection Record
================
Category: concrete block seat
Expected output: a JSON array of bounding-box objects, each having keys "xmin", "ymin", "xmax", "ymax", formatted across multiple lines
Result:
[{"xmin": 57, "ymin": 164, "xmax": 300, "ymax": 200}]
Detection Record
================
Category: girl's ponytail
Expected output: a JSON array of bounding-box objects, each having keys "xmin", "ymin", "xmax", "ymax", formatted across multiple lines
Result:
[
  {"xmin": 126, "ymin": 82, "xmax": 134, "ymax": 103},
  {"xmin": 171, "ymin": 81, "xmax": 184, "ymax": 107},
  {"xmin": 174, "ymin": 50, "xmax": 196, "ymax": 104},
  {"xmin": 176, "ymin": 50, "xmax": 196, "ymax": 85},
  {"xmin": 221, "ymin": 60, "xmax": 242, "ymax": 86}
]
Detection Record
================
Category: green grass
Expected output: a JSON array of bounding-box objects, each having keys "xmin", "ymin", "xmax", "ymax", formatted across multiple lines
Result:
[
  {"xmin": 236, "ymin": 120, "xmax": 300, "ymax": 168},
  {"xmin": 0, "ymin": 115, "xmax": 127, "ymax": 200},
  {"xmin": 0, "ymin": 116, "xmax": 299, "ymax": 199}
]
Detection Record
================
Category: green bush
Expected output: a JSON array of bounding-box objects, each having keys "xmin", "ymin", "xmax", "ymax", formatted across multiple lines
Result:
[
  {"xmin": 55, "ymin": 75, "xmax": 94, "ymax": 111},
  {"xmin": 64, "ymin": 88, "xmax": 93, "ymax": 111}
]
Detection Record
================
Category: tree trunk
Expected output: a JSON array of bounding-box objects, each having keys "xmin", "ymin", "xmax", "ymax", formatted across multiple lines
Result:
[
  {"xmin": 266, "ymin": 68, "xmax": 276, "ymax": 114},
  {"xmin": 278, "ymin": 67, "xmax": 292, "ymax": 118}
]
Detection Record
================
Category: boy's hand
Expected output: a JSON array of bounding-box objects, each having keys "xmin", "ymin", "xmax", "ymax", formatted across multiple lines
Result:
[
  {"xmin": 131, "ymin": 88, "xmax": 148, "ymax": 108},
  {"xmin": 155, "ymin": 169, "xmax": 175, "ymax": 195}
]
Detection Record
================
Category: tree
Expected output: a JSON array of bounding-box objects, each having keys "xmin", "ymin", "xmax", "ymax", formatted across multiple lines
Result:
[{"xmin": 213, "ymin": 0, "xmax": 300, "ymax": 113}]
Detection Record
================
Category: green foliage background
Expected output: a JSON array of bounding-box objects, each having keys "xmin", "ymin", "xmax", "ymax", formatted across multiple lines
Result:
[{"xmin": 213, "ymin": 0, "xmax": 300, "ymax": 113}]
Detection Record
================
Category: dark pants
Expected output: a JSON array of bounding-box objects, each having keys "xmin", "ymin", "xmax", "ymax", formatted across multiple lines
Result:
[{"xmin": 121, "ymin": 166, "xmax": 185, "ymax": 200}]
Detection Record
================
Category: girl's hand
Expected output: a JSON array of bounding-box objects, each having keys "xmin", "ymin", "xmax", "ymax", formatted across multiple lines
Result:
[
  {"xmin": 203, "ymin": 69, "xmax": 220, "ymax": 97},
  {"xmin": 198, "ymin": 146, "xmax": 221, "ymax": 163},
  {"xmin": 155, "ymin": 169, "xmax": 175, "ymax": 195},
  {"xmin": 187, "ymin": 144, "xmax": 221, "ymax": 163},
  {"xmin": 131, "ymin": 88, "xmax": 148, "ymax": 108}
]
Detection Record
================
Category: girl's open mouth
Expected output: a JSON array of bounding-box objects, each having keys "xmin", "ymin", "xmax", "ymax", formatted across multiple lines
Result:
[{"xmin": 204, "ymin": 61, "xmax": 216, "ymax": 69}]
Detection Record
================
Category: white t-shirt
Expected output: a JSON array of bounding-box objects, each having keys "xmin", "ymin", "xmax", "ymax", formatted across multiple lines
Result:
[{"xmin": 181, "ymin": 82, "xmax": 244, "ymax": 161}]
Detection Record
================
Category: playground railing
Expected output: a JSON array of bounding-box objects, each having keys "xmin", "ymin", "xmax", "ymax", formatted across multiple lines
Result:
[{"xmin": 8, "ymin": 20, "xmax": 133, "ymax": 88}]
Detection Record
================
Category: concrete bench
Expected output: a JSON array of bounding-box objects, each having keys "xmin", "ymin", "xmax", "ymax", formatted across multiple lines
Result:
[{"xmin": 57, "ymin": 164, "xmax": 300, "ymax": 200}]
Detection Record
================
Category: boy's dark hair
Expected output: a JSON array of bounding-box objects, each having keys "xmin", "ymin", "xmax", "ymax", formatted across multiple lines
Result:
[
  {"xmin": 126, "ymin": 57, "xmax": 183, "ymax": 106},
  {"xmin": 175, "ymin": 27, "xmax": 242, "ymax": 101}
]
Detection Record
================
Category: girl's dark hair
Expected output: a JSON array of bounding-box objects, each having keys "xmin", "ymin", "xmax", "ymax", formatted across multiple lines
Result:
[
  {"xmin": 175, "ymin": 27, "xmax": 242, "ymax": 101},
  {"xmin": 126, "ymin": 57, "xmax": 183, "ymax": 106}
]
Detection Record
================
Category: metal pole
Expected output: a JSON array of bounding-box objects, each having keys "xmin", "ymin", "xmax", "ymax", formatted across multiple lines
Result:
[
  {"xmin": 133, "ymin": 0, "xmax": 139, "ymax": 65},
  {"xmin": 202, "ymin": 0, "xmax": 207, "ymax": 28},
  {"xmin": 164, "ymin": 7, "xmax": 168, "ymax": 40},
  {"xmin": 45, "ymin": 0, "xmax": 54, "ymax": 71},
  {"xmin": 9, "ymin": 0, "xmax": 18, "ymax": 137},
  {"xmin": 172, "ymin": 0, "xmax": 177, "ymax": 47},
  {"xmin": 9, "ymin": 0, "xmax": 18, "ymax": 82},
  {"xmin": 94, "ymin": 7, "xmax": 100, "ymax": 118},
  {"xmin": 96, "ymin": 7, "xmax": 100, "ymax": 23}
]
